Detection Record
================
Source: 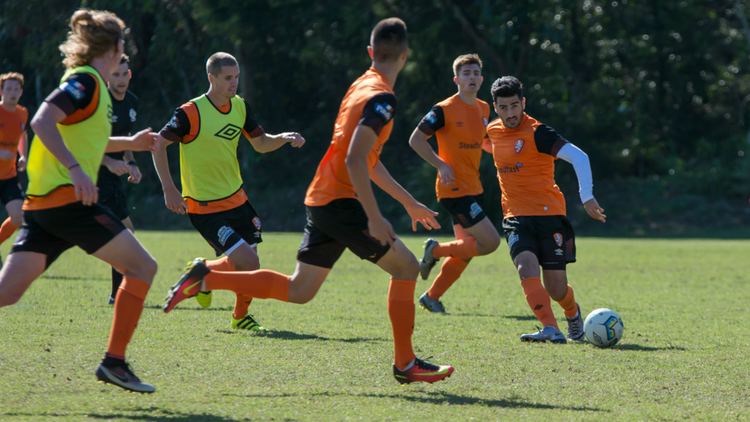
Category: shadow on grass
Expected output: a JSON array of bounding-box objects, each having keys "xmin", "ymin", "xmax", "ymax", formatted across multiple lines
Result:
[
  {"xmin": 143, "ymin": 304, "xmax": 235, "ymax": 312},
  {"xmin": 224, "ymin": 391, "xmax": 605, "ymax": 412},
  {"xmin": 613, "ymin": 343, "xmax": 686, "ymax": 352},
  {"xmin": 448, "ymin": 312, "xmax": 499, "ymax": 318},
  {"xmin": 1, "ymin": 407, "xmax": 244, "ymax": 422},
  {"xmin": 217, "ymin": 328, "xmax": 388, "ymax": 343},
  {"xmin": 42, "ymin": 275, "xmax": 109, "ymax": 281},
  {"xmin": 502, "ymin": 314, "xmax": 539, "ymax": 321}
]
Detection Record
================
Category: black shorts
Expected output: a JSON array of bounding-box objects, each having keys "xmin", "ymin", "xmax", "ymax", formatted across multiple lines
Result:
[
  {"xmin": 0, "ymin": 176, "xmax": 23, "ymax": 205},
  {"xmin": 11, "ymin": 202, "xmax": 126, "ymax": 268},
  {"xmin": 502, "ymin": 215, "xmax": 576, "ymax": 270},
  {"xmin": 97, "ymin": 173, "xmax": 129, "ymax": 220},
  {"xmin": 188, "ymin": 201, "xmax": 263, "ymax": 256},
  {"xmin": 438, "ymin": 194, "xmax": 487, "ymax": 228},
  {"xmin": 297, "ymin": 198, "xmax": 391, "ymax": 268}
]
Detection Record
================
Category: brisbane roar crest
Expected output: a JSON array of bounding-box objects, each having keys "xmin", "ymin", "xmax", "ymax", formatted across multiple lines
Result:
[{"xmin": 514, "ymin": 139, "xmax": 524, "ymax": 153}]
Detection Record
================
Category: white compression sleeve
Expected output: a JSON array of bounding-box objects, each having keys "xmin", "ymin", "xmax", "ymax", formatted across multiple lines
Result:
[{"xmin": 556, "ymin": 143, "xmax": 594, "ymax": 203}]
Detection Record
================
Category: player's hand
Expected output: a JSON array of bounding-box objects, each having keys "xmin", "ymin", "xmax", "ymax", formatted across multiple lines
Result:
[
  {"xmin": 127, "ymin": 163, "xmax": 142, "ymax": 184},
  {"xmin": 405, "ymin": 201, "xmax": 441, "ymax": 232},
  {"xmin": 164, "ymin": 186, "xmax": 187, "ymax": 214},
  {"xmin": 367, "ymin": 214, "xmax": 396, "ymax": 246},
  {"xmin": 0, "ymin": 150, "xmax": 14, "ymax": 160},
  {"xmin": 281, "ymin": 132, "xmax": 305, "ymax": 148},
  {"xmin": 130, "ymin": 128, "xmax": 158, "ymax": 152},
  {"xmin": 17, "ymin": 155, "xmax": 27, "ymax": 172},
  {"xmin": 583, "ymin": 198, "xmax": 606, "ymax": 223},
  {"xmin": 69, "ymin": 165, "xmax": 98, "ymax": 206},
  {"xmin": 437, "ymin": 162, "xmax": 456, "ymax": 185},
  {"xmin": 104, "ymin": 158, "xmax": 129, "ymax": 176}
]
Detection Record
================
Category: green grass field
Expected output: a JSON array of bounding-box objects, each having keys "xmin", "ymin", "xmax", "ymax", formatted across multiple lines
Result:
[{"xmin": 1, "ymin": 231, "xmax": 748, "ymax": 421}]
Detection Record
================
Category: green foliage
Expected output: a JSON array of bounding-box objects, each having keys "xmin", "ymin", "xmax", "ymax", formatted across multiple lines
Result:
[
  {"xmin": 1, "ymin": 232, "xmax": 749, "ymax": 419},
  {"xmin": 1, "ymin": 1, "xmax": 748, "ymax": 232}
]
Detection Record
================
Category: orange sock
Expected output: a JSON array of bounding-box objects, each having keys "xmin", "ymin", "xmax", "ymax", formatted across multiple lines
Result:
[
  {"xmin": 432, "ymin": 237, "xmax": 477, "ymax": 260},
  {"xmin": 107, "ymin": 277, "xmax": 150, "ymax": 359},
  {"xmin": 203, "ymin": 269, "xmax": 290, "ymax": 302},
  {"xmin": 0, "ymin": 217, "xmax": 18, "ymax": 245},
  {"xmin": 427, "ymin": 257, "xmax": 469, "ymax": 300},
  {"xmin": 556, "ymin": 284, "xmax": 579, "ymax": 319},
  {"xmin": 520, "ymin": 277, "xmax": 558, "ymax": 328},
  {"xmin": 205, "ymin": 257, "xmax": 253, "ymax": 318},
  {"xmin": 388, "ymin": 278, "xmax": 417, "ymax": 369}
]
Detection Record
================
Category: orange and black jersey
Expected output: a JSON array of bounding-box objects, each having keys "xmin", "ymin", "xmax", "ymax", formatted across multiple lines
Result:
[
  {"xmin": 304, "ymin": 67, "xmax": 396, "ymax": 207},
  {"xmin": 486, "ymin": 113, "xmax": 569, "ymax": 218},
  {"xmin": 159, "ymin": 97, "xmax": 264, "ymax": 144},
  {"xmin": 417, "ymin": 94, "xmax": 490, "ymax": 199},
  {"xmin": 0, "ymin": 104, "xmax": 28, "ymax": 180},
  {"xmin": 45, "ymin": 73, "xmax": 102, "ymax": 124}
]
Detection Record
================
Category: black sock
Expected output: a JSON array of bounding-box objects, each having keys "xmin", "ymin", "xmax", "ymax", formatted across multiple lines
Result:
[
  {"xmin": 102, "ymin": 354, "xmax": 126, "ymax": 367},
  {"xmin": 111, "ymin": 267, "xmax": 123, "ymax": 298}
]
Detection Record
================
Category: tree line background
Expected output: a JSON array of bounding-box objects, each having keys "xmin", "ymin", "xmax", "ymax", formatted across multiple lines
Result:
[{"xmin": 1, "ymin": 0, "xmax": 749, "ymax": 236}]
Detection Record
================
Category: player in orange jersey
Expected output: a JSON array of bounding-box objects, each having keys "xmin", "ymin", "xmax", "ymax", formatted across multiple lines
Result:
[
  {"xmin": 163, "ymin": 18, "xmax": 455, "ymax": 384},
  {"xmin": 409, "ymin": 54, "xmax": 500, "ymax": 313},
  {"xmin": 152, "ymin": 51, "xmax": 305, "ymax": 331},
  {"xmin": 0, "ymin": 9, "xmax": 158, "ymax": 392},
  {"xmin": 0, "ymin": 72, "xmax": 29, "ymax": 256},
  {"xmin": 484, "ymin": 76, "xmax": 606, "ymax": 343}
]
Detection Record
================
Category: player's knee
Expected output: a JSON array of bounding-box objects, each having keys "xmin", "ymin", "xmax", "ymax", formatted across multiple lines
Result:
[
  {"xmin": 288, "ymin": 286, "xmax": 316, "ymax": 304},
  {"xmin": 232, "ymin": 253, "xmax": 259, "ymax": 271},
  {"xmin": 9, "ymin": 213, "xmax": 22, "ymax": 228},
  {"xmin": 131, "ymin": 256, "xmax": 157, "ymax": 282},
  {"xmin": 477, "ymin": 234, "xmax": 501, "ymax": 255},
  {"xmin": 0, "ymin": 290, "xmax": 22, "ymax": 307},
  {"xmin": 394, "ymin": 254, "xmax": 420, "ymax": 280}
]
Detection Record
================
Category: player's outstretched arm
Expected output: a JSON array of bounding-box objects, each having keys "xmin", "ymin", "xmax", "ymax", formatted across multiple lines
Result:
[
  {"xmin": 371, "ymin": 160, "xmax": 440, "ymax": 232},
  {"xmin": 557, "ymin": 142, "xmax": 606, "ymax": 223},
  {"xmin": 17, "ymin": 130, "xmax": 28, "ymax": 172},
  {"xmin": 247, "ymin": 132, "xmax": 305, "ymax": 153},
  {"xmin": 150, "ymin": 134, "xmax": 186, "ymax": 214},
  {"xmin": 106, "ymin": 127, "xmax": 158, "ymax": 152},
  {"xmin": 409, "ymin": 127, "xmax": 455, "ymax": 185}
]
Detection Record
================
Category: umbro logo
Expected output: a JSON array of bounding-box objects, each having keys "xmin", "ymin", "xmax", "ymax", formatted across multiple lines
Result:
[{"xmin": 214, "ymin": 124, "xmax": 241, "ymax": 141}]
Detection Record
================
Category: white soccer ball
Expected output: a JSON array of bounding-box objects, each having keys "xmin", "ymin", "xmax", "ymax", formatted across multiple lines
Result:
[{"xmin": 583, "ymin": 308, "xmax": 624, "ymax": 348}]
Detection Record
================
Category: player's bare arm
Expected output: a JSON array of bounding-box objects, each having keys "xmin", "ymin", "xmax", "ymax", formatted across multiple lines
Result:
[
  {"xmin": 150, "ymin": 134, "xmax": 186, "ymax": 214},
  {"xmin": 408, "ymin": 127, "xmax": 455, "ymax": 185},
  {"xmin": 248, "ymin": 131, "xmax": 305, "ymax": 153},
  {"xmin": 346, "ymin": 124, "xmax": 395, "ymax": 246},
  {"xmin": 370, "ymin": 160, "xmax": 440, "ymax": 232},
  {"xmin": 124, "ymin": 150, "xmax": 141, "ymax": 184},
  {"xmin": 106, "ymin": 127, "xmax": 157, "ymax": 152},
  {"xmin": 102, "ymin": 155, "xmax": 129, "ymax": 176},
  {"xmin": 16, "ymin": 130, "xmax": 28, "ymax": 171}
]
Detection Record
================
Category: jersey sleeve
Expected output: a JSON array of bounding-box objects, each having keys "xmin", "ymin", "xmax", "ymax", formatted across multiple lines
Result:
[
  {"xmin": 242, "ymin": 99, "xmax": 265, "ymax": 139},
  {"xmin": 159, "ymin": 107, "xmax": 191, "ymax": 143},
  {"xmin": 416, "ymin": 105, "xmax": 445, "ymax": 136},
  {"xmin": 44, "ymin": 73, "xmax": 98, "ymax": 117},
  {"xmin": 534, "ymin": 124, "xmax": 568, "ymax": 156},
  {"xmin": 359, "ymin": 92, "xmax": 397, "ymax": 135}
]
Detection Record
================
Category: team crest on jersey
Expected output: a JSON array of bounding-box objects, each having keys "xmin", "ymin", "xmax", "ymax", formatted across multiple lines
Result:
[
  {"xmin": 215, "ymin": 123, "xmax": 242, "ymax": 141},
  {"xmin": 514, "ymin": 139, "xmax": 524, "ymax": 153},
  {"xmin": 553, "ymin": 232, "xmax": 563, "ymax": 247},
  {"xmin": 129, "ymin": 108, "xmax": 137, "ymax": 122}
]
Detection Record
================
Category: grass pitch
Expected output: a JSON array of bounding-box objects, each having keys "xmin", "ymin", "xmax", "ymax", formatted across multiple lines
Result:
[{"xmin": 1, "ymin": 231, "xmax": 748, "ymax": 421}]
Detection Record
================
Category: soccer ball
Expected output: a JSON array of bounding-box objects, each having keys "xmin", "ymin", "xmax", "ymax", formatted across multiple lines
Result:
[{"xmin": 583, "ymin": 308, "xmax": 624, "ymax": 348}]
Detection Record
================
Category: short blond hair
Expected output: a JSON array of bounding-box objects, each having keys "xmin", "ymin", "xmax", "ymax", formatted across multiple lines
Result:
[
  {"xmin": 452, "ymin": 53, "xmax": 482, "ymax": 76},
  {"xmin": 59, "ymin": 9, "xmax": 125, "ymax": 69},
  {"xmin": 206, "ymin": 52, "xmax": 238, "ymax": 76},
  {"xmin": 0, "ymin": 72, "xmax": 24, "ymax": 90}
]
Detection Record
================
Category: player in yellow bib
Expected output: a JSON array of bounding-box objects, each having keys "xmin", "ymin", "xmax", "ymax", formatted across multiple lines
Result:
[
  {"xmin": 0, "ymin": 9, "xmax": 158, "ymax": 393},
  {"xmin": 152, "ymin": 52, "xmax": 305, "ymax": 331}
]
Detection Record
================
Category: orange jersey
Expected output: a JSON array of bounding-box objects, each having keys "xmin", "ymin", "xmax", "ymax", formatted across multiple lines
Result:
[
  {"xmin": 0, "ymin": 105, "xmax": 27, "ymax": 180},
  {"xmin": 418, "ymin": 94, "xmax": 489, "ymax": 199},
  {"xmin": 304, "ymin": 67, "xmax": 396, "ymax": 206},
  {"xmin": 486, "ymin": 113, "xmax": 569, "ymax": 218}
]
